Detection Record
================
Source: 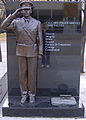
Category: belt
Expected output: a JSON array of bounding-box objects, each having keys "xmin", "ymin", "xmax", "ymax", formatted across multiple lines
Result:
[{"xmin": 17, "ymin": 43, "xmax": 37, "ymax": 47}]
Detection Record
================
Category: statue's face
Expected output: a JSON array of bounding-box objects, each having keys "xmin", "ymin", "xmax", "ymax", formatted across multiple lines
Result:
[
  {"xmin": 21, "ymin": 4, "xmax": 32, "ymax": 18},
  {"xmin": 21, "ymin": 9, "xmax": 32, "ymax": 18}
]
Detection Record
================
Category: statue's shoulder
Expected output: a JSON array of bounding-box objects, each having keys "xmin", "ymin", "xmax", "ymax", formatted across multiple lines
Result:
[
  {"xmin": 14, "ymin": 17, "xmax": 23, "ymax": 24},
  {"xmin": 14, "ymin": 17, "xmax": 23, "ymax": 22},
  {"xmin": 15, "ymin": 17, "xmax": 21, "ymax": 21},
  {"xmin": 31, "ymin": 17, "xmax": 41, "ymax": 24}
]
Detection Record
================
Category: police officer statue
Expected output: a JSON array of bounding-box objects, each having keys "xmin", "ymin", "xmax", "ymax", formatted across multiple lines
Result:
[{"xmin": 1, "ymin": 0, "xmax": 43, "ymax": 104}]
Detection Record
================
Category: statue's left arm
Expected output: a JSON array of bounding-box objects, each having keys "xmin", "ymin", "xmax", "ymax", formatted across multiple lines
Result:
[{"xmin": 37, "ymin": 21, "xmax": 43, "ymax": 56}]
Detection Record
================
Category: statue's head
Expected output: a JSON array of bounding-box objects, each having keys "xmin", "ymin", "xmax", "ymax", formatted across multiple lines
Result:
[{"xmin": 20, "ymin": 0, "xmax": 34, "ymax": 18}]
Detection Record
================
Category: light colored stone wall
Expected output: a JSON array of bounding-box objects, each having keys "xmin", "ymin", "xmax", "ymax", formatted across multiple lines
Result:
[{"xmin": 0, "ymin": 73, "xmax": 7, "ymax": 103}]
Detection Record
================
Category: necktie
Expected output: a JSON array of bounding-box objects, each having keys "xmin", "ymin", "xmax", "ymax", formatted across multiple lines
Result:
[{"xmin": 24, "ymin": 19, "xmax": 29, "ymax": 23}]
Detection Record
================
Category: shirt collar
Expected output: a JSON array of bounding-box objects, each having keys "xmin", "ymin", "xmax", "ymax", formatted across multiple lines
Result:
[{"xmin": 23, "ymin": 16, "xmax": 32, "ymax": 23}]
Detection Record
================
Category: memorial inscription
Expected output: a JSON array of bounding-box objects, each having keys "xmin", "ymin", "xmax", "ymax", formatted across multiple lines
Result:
[
  {"xmin": 45, "ymin": 32, "xmax": 72, "ymax": 52},
  {"xmin": 43, "ymin": 21, "xmax": 73, "ymax": 54}
]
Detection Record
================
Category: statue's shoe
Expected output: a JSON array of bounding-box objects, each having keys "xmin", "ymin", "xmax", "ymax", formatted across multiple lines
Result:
[
  {"xmin": 21, "ymin": 95, "xmax": 28, "ymax": 104},
  {"xmin": 29, "ymin": 93, "xmax": 35, "ymax": 103}
]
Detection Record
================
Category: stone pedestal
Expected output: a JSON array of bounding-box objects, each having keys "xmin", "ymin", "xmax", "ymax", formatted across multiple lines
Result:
[{"xmin": 3, "ymin": 96, "xmax": 84, "ymax": 117}]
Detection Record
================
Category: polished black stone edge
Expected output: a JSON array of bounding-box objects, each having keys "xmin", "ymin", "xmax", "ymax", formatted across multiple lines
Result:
[
  {"xmin": 3, "ymin": 106, "xmax": 84, "ymax": 117},
  {"xmin": 2, "ymin": 96, "xmax": 84, "ymax": 117}
]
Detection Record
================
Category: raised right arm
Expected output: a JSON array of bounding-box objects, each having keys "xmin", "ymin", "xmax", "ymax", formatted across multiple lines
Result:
[
  {"xmin": 1, "ymin": 8, "xmax": 23, "ymax": 31},
  {"xmin": 1, "ymin": 14, "xmax": 16, "ymax": 30}
]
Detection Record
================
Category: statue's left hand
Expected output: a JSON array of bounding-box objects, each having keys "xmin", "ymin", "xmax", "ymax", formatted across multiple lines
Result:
[{"xmin": 38, "ymin": 55, "xmax": 42, "ymax": 59}]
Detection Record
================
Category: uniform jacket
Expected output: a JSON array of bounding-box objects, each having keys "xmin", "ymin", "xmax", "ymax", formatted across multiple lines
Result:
[{"xmin": 1, "ymin": 14, "xmax": 43, "ymax": 57}]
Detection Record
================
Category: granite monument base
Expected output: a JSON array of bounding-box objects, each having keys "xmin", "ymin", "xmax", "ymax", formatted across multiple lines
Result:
[{"xmin": 2, "ymin": 96, "xmax": 84, "ymax": 117}]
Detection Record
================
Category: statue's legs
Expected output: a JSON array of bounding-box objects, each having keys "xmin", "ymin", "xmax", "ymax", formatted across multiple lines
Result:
[{"xmin": 18, "ymin": 56, "xmax": 37, "ymax": 103}]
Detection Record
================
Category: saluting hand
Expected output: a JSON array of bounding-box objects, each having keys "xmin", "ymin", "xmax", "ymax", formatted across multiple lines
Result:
[
  {"xmin": 12, "ymin": 7, "xmax": 31, "ymax": 17},
  {"xmin": 38, "ymin": 55, "xmax": 42, "ymax": 59},
  {"xmin": 12, "ymin": 8, "xmax": 23, "ymax": 17}
]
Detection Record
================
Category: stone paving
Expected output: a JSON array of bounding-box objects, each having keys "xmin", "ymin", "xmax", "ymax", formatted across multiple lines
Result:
[
  {"xmin": 0, "ymin": 117, "xmax": 86, "ymax": 120},
  {"xmin": 0, "ymin": 118, "xmax": 82, "ymax": 120}
]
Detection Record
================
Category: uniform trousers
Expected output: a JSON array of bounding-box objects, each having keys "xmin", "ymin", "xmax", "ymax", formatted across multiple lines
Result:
[{"xmin": 18, "ymin": 56, "xmax": 37, "ymax": 95}]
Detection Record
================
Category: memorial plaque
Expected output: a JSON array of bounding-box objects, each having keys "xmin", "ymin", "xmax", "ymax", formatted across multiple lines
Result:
[
  {"xmin": 51, "ymin": 96, "xmax": 77, "ymax": 106},
  {"xmin": 37, "ymin": 18, "xmax": 81, "ymax": 96}
]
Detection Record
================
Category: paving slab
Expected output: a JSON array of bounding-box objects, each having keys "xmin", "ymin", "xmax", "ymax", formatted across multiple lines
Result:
[
  {"xmin": 0, "ymin": 117, "xmax": 76, "ymax": 120},
  {"xmin": 76, "ymin": 118, "xmax": 86, "ymax": 120}
]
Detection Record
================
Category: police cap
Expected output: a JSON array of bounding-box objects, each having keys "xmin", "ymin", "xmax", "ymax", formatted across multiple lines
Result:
[{"xmin": 20, "ymin": 0, "xmax": 33, "ymax": 7}]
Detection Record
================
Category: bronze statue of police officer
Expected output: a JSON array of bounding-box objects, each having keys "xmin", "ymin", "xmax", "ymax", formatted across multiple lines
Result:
[{"xmin": 1, "ymin": 0, "xmax": 43, "ymax": 104}]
